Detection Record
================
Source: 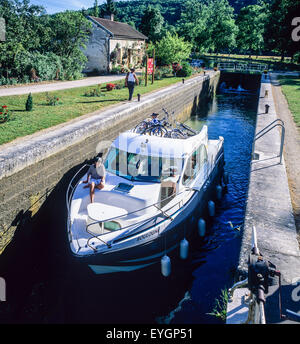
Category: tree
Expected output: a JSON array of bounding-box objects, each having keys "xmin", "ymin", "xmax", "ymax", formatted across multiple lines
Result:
[
  {"xmin": 177, "ymin": 0, "xmax": 211, "ymax": 52},
  {"xmin": 26, "ymin": 93, "xmax": 33, "ymax": 111},
  {"xmin": 140, "ymin": 5, "xmax": 164, "ymax": 42},
  {"xmin": 0, "ymin": 0, "xmax": 48, "ymax": 74},
  {"xmin": 205, "ymin": 0, "xmax": 238, "ymax": 53},
  {"xmin": 47, "ymin": 11, "xmax": 92, "ymax": 78},
  {"xmin": 264, "ymin": 0, "xmax": 300, "ymax": 61},
  {"xmin": 103, "ymin": 0, "xmax": 118, "ymax": 15},
  {"xmin": 93, "ymin": 0, "xmax": 99, "ymax": 17},
  {"xmin": 154, "ymin": 32, "xmax": 192, "ymax": 65},
  {"xmin": 236, "ymin": 4, "xmax": 266, "ymax": 55}
]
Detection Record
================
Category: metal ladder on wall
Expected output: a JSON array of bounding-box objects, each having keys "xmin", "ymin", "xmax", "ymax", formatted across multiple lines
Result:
[{"xmin": 252, "ymin": 119, "xmax": 285, "ymax": 164}]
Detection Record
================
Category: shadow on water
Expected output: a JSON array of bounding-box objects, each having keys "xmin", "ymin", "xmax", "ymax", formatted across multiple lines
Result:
[{"xmin": 0, "ymin": 89, "xmax": 259, "ymax": 324}]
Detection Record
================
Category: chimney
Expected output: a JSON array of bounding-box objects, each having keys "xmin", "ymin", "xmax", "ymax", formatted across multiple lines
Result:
[{"xmin": 104, "ymin": 13, "xmax": 114, "ymax": 21}]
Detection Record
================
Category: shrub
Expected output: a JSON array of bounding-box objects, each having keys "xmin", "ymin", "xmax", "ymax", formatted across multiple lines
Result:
[
  {"xmin": 111, "ymin": 65, "xmax": 122, "ymax": 74},
  {"xmin": 46, "ymin": 93, "xmax": 60, "ymax": 106},
  {"xmin": 115, "ymin": 82, "xmax": 125, "ymax": 90},
  {"xmin": 159, "ymin": 65, "xmax": 173, "ymax": 77},
  {"xmin": 26, "ymin": 93, "xmax": 33, "ymax": 111},
  {"xmin": 172, "ymin": 62, "xmax": 182, "ymax": 75},
  {"xmin": 176, "ymin": 62, "xmax": 193, "ymax": 77},
  {"xmin": 154, "ymin": 69, "xmax": 162, "ymax": 80},
  {"xmin": 84, "ymin": 86, "xmax": 104, "ymax": 97},
  {"xmin": 0, "ymin": 105, "xmax": 11, "ymax": 123}
]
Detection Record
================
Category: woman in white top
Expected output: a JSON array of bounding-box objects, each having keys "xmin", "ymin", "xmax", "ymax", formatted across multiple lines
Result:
[{"xmin": 125, "ymin": 68, "xmax": 139, "ymax": 101}]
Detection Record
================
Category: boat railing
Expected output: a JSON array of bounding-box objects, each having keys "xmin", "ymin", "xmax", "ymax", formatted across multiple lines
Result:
[
  {"xmin": 86, "ymin": 187, "xmax": 193, "ymax": 251},
  {"xmin": 66, "ymin": 163, "xmax": 90, "ymax": 232}
]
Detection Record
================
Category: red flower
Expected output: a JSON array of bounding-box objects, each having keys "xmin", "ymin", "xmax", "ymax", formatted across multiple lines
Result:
[
  {"xmin": 0, "ymin": 112, "xmax": 2, "ymax": 115},
  {"xmin": 106, "ymin": 83, "xmax": 116, "ymax": 91},
  {"xmin": 56, "ymin": 98, "xmax": 59, "ymax": 101},
  {"xmin": 2, "ymin": 105, "xmax": 7, "ymax": 108}
]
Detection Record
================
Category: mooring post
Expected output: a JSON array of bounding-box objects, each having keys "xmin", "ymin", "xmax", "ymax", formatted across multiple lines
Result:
[{"xmin": 265, "ymin": 104, "xmax": 270, "ymax": 114}]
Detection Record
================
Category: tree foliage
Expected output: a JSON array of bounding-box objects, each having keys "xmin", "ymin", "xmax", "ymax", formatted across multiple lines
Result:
[
  {"xmin": 236, "ymin": 4, "xmax": 266, "ymax": 55},
  {"xmin": 264, "ymin": 0, "xmax": 300, "ymax": 61},
  {"xmin": 0, "ymin": 1, "xmax": 91, "ymax": 81},
  {"xmin": 140, "ymin": 5, "xmax": 165, "ymax": 42},
  {"xmin": 154, "ymin": 31, "xmax": 192, "ymax": 65}
]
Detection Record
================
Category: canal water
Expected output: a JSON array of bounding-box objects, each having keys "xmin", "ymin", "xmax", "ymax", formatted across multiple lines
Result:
[{"xmin": 0, "ymin": 89, "xmax": 258, "ymax": 324}]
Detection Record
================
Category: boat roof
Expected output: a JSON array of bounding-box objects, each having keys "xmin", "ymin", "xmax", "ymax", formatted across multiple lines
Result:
[{"xmin": 111, "ymin": 125, "xmax": 208, "ymax": 158}]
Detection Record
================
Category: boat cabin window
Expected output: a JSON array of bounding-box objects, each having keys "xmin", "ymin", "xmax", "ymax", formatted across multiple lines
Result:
[
  {"xmin": 182, "ymin": 144, "xmax": 208, "ymax": 185},
  {"xmin": 105, "ymin": 148, "xmax": 182, "ymax": 183}
]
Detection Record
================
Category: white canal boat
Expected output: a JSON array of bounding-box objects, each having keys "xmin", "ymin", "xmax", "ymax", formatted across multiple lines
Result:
[{"xmin": 66, "ymin": 116, "xmax": 225, "ymax": 274}]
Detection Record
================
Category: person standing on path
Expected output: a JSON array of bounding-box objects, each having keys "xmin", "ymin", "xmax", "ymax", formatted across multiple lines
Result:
[{"xmin": 125, "ymin": 68, "xmax": 139, "ymax": 101}]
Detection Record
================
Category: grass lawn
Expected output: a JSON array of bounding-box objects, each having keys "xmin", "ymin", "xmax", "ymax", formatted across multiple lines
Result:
[
  {"xmin": 278, "ymin": 75, "xmax": 300, "ymax": 127},
  {"xmin": 0, "ymin": 76, "xmax": 193, "ymax": 145}
]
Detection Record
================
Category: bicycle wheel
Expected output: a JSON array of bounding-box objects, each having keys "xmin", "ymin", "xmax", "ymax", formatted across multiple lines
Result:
[
  {"xmin": 170, "ymin": 129, "xmax": 185, "ymax": 139},
  {"xmin": 150, "ymin": 125, "xmax": 168, "ymax": 137},
  {"xmin": 134, "ymin": 121, "xmax": 149, "ymax": 134}
]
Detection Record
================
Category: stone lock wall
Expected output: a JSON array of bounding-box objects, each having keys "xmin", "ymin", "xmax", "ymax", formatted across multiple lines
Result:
[{"xmin": 0, "ymin": 72, "xmax": 220, "ymax": 254}]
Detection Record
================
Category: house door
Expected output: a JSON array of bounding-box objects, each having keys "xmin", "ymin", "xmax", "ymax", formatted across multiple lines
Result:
[{"xmin": 127, "ymin": 49, "xmax": 132, "ymax": 67}]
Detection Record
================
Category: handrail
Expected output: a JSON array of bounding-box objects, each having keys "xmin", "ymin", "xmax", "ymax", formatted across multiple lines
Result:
[
  {"xmin": 66, "ymin": 164, "xmax": 89, "ymax": 228},
  {"xmin": 86, "ymin": 187, "xmax": 194, "ymax": 251},
  {"xmin": 255, "ymin": 119, "xmax": 284, "ymax": 138},
  {"xmin": 86, "ymin": 186, "xmax": 191, "ymax": 233},
  {"xmin": 252, "ymin": 121, "xmax": 285, "ymax": 164},
  {"xmin": 217, "ymin": 62, "xmax": 267, "ymax": 72}
]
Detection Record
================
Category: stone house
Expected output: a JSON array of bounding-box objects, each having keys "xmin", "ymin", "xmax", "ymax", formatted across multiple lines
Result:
[{"xmin": 83, "ymin": 14, "xmax": 148, "ymax": 74}]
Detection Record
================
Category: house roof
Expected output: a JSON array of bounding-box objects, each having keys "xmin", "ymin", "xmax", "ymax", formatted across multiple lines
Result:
[{"xmin": 89, "ymin": 16, "xmax": 148, "ymax": 40}]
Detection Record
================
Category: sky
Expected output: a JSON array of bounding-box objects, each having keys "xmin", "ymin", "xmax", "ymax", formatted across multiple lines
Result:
[{"xmin": 29, "ymin": 0, "xmax": 105, "ymax": 14}]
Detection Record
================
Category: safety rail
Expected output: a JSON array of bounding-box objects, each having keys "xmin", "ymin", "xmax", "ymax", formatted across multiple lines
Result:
[
  {"xmin": 86, "ymin": 187, "xmax": 194, "ymax": 251},
  {"xmin": 252, "ymin": 119, "xmax": 285, "ymax": 164},
  {"xmin": 66, "ymin": 163, "xmax": 90, "ymax": 239},
  {"xmin": 66, "ymin": 164, "xmax": 89, "ymax": 213},
  {"xmin": 217, "ymin": 62, "xmax": 267, "ymax": 73}
]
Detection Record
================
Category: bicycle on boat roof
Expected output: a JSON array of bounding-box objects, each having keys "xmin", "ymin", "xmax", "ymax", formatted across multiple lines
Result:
[{"xmin": 133, "ymin": 108, "xmax": 198, "ymax": 138}]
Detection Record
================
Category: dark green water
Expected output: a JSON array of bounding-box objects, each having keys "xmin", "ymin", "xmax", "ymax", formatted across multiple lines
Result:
[{"xmin": 0, "ymin": 92, "xmax": 258, "ymax": 324}]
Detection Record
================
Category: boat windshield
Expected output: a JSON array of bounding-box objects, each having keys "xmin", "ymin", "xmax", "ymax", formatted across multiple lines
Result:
[{"xmin": 105, "ymin": 148, "xmax": 183, "ymax": 183}]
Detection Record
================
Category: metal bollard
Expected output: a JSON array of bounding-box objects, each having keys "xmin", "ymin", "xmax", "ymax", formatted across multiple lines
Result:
[
  {"xmin": 265, "ymin": 90, "xmax": 268, "ymax": 98},
  {"xmin": 182, "ymin": 78, "xmax": 185, "ymax": 84},
  {"xmin": 137, "ymin": 94, "xmax": 141, "ymax": 102},
  {"xmin": 265, "ymin": 104, "xmax": 270, "ymax": 113}
]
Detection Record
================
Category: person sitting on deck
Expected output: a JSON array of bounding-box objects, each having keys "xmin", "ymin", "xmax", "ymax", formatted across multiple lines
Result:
[
  {"xmin": 83, "ymin": 157, "xmax": 106, "ymax": 203},
  {"xmin": 150, "ymin": 113, "xmax": 160, "ymax": 126}
]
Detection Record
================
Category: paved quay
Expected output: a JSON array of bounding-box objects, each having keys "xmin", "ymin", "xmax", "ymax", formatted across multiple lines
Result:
[
  {"xmin": 227, "ymin": 73, "xmax": 300, "ymax": 324},
  {"xmin": 0, "ymin": 74, "xmax": 127, "ymax": 97}
]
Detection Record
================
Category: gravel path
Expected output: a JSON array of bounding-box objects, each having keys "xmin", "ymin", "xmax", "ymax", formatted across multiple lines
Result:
[{"xmin": 0, "ymin": 74, "xmax": 127, "ymax": 97}]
